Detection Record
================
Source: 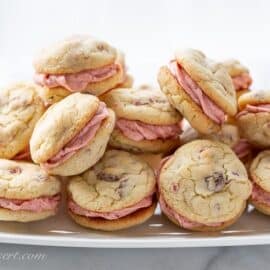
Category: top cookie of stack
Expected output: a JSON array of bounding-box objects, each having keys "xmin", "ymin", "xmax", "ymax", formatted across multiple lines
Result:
[{"xmin": 33, "ymin": 35, "xmax": 131, "ymax": 97}]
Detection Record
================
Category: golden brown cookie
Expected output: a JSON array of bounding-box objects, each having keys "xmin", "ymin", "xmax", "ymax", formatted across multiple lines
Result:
[
  {"xmin": 102, "ymin": 87, "xmax": 182, "ymax": 154},
  {"xmin": 30, "ymin": 93, "xmax": 115, "ymax": 176},
  {"xmin": 0, "ymin": 159, "xmax": 61, "ymax": 222},
  {"xmin": 33, "ymin": 35, "xmax": 126, "ymax": 96},
  {"xmin": 158, "ymin": 140, "xmax": 251, "ymax": 231},
  {"xmin": 0, "ymin": 82, "xmax": 45, "ymax": 159},
  {"xmin": 158, "ymin": 49, "xmax": 236, "ymax": 134},
  {"xmin": 67, "ymin": 150, "xmax": 156, "ymax": 231}
]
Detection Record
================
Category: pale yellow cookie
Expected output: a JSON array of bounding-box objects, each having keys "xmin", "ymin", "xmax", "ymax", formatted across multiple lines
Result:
[
  {"xmin": 158, "ymin": 140, "xmax": 251, "ymax": 231},
  {"xmin": 0, "ymin": 82, "xmax": 45, "ymax": 159}
]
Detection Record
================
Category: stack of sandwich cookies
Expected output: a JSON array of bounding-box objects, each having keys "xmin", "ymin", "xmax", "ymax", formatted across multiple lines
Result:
[
  {"xmin": 158, "ymin": 49, "xmax": 237, "ymax": 134},
  {"xmin": 30, "ymin": 93, "xmax": 115, "ymax": 176},
  {"xmin": 0, "ymin": 82, "xmax": 45, "ymax": 160},
  {"xmin": 249, "ymin": 150, "xmax": 270, "ymax": 215},
  {"xmin": 158, "ymin": 140, "xmax": 251, "ymax": 231},
  {"xmin": 67, "ymin": 150, "xmax": 156, "ymax": 231},
  {"xmin": 33, "ymin": 35, "xmax": 126, "ymax": 96},
  {"xmin": 0, "ymin": 159, "xmax": 61, "ymax": 222},
  {"xmin": 222, "ymin": 59, "xmax": 252, "ymax": 98},
  {"xmin": 236, "ymin": 90, "xmax": 270, "ymax": 148},
  {"xmin": 102, "ymin": 86, "xmax": 182, "ymax": 154}
]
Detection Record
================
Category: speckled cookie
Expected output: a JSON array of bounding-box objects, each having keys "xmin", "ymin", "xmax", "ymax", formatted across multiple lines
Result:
[
  {"xmin": 30, "ymin": 93, "xmax": 115, "ymax": 176},
  {"xmin": 236, "ymin": 90, "xmax": 270, "ymax": 148},
  {"xmin": 249, "ymin": 151, "xmax": 270, "ymax": 215},
  {"xmin": 67, "ymin": 150, "xmax": 156, "ymax": 231},
  {"xmin": 101, "ymin": 86, "xmax": 182, "ymax": 154},
  {"xmin": 158, "ymin": 49, "xmax": 236, "ymax": 134},
  {"xmin": 158, "ymin": 140, "xmax": 251, "ymax": 231},
  {"xmin": 0, "ymin": 159, "xmax": 61, "ymax": 222},
  {"xmin": 221, "ymin": 59, "xmax": 252, "ymax": 98},
  {"xmin": 0, "ymin": 82, "xmax": 45, "ymax": 159},
  {"xmin": 33, "ymin": 36, "xmax": 126, "ymax": 96}
]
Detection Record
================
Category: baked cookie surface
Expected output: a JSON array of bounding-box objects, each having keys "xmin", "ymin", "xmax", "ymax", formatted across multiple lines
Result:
[
  {"xmin": 33, "ymin": 35, "xmax": 117, "ymax": 74},
  {"xmin": 158, "ymin": 140, "xmax": 251, "ymax": 229},
  {"xmin": 0, "ymin": 82, "xmax": 45, "ymax": 159},
  {"xmin": 68, "ymin": 150, "xmax": 156, "ymax": 212}
]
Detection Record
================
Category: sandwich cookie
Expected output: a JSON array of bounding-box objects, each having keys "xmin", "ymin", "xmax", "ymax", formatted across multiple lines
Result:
[
  {"xmin": 33, "ymin": 35, "xmax": 126, "ymax": 96},
  {"xmin": 222, "ymin": 59, "xmax": 252, "ymax": 98},
  {"xmin": 0, "ymin": 82, "xmax": 45, "ymax": 160},
  {"xmin": 236, "ymin": 90, "xmax": 270, "ymax": 148},
  {"xmin": 67, "ymin": 150, "xmax": 156, "ymax": 231},
  {"xmin": 30, "ymin": 93, "xmax": 115, "ymax": 176},
  {"xmin": 250, "ymin": 151, "xmax": 270, "ymax": 215},
  {"xmin": 0, "ymin": 159, "xmax": 61, "ymax": 222},
  {"xmin": 102, "ymin": 86, "xmax": 182, "ymax": 154},
  {"xmin": 158, "ymin": 140, "xmax": 251, "ymax": 231},
  {"xmin": 158, "ymin": 49, "xmax": 237, "ymax": 134},
  {"xmin": 180, "ymin": 122, "xmax": 253, "ymax": 164}
]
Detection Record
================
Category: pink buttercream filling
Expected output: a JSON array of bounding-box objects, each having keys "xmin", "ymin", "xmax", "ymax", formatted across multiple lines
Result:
[
  {"xmin": 34, "ymin": 63, "xmax": 120, "ymax": 92},
  {"xmin": 157, "ymin": 156, "xmax": 222, "ymax": 229},
  {"xmin": 13, "ymin": 147, "xmax": 31, "ymax": 161},
  {"xmin": 232, "ymin": 139, "xmax": 252, "ymax": 159},
  {"xmin": 236, "ymin": 104, "xmax": 270, "ymax": 118},
  {"xmin": 168, "ymin": 60, "xmax": 225, "ymax": 124},
  {"xmin": 0, "ymin": 194, "xmax": 60, "ymax": 212},
  {"xmin": 232, "ymin": 73, "xmax": 252, "ymax": 91},
  {"xmin": 42, "ymin": 102, "xmax": 108, "ymax": 169},
  {"xmin": 251, "ymin": 182, "xmax": 270, "ymax": 206},
  {"xmin": 116, "ymin": 118, "xmax": 182, "ymax": 142},
  {"xmin": 68, "ymin": 193, "xmax": 154, "ymax": 220}
]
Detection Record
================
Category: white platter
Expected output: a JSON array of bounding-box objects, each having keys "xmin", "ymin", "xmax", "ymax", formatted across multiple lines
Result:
[{"xmin": 0, "ymin": 202, "xmax": 270, "ymax": 248}]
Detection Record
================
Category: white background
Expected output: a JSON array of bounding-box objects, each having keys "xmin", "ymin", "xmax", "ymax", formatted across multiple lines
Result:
[
  {"xmin": 1, "ymin": 0, "xmax": 270, "ymax": 88},
  {"xmin": 1, "ymin": 1, "xmax": 270, "ymax": 269}
]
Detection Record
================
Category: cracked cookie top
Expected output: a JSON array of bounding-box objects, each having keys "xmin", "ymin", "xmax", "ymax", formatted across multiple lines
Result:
[
  {"xmin": 101, "ymin": 86, "xmax": 182, "ymax": 125},
  {"xmin": 33, "ymin": 35, "xmax": 118, "ymax": 74},
  {"xmin": 0, "ymin": 82, "xmax": 45, "ymax": 159},
  {"xmin": 67, "ymin": 150, "xmax": 156, "ymax": 212},
  {"xmin": 158, "ymin": 140, "xmax": 251, "ymax": 224},
  {"xmin": 174, "ymin": 48, "xmax": 236, "ymax": 115},
  {"xmin": 30, "ymin": 93, "xmax": 101, "ymax": 163},
  {"xmin": 0, "ymin": 159, "xmax": 61, "ymax": 200},
  {"xmin": 250, "ymin": 150, "xmax": 270, "ymax": 192}
]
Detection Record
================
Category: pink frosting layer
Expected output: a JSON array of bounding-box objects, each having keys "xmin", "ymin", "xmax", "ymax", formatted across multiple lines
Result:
[
  {"xmin": 232, "ymin": 73, "xmax": 252, "ymax": 91},
  {"xmin": 116, "ymin": 118, "xmax": 182, "ymax": 141},
  {"xmin": 34, "ymin": 63, "xmax": 120, "ymax": 92},
  {"xmin": 169, "ymin": 61, "xmax": 225, "ymax": 124},
  {"xmin": 0, "ymin": 194, "xmax": 60, "ymax": 212},
  {"xmin": 13, "ymin": 148, "xmax": 31, "ymax": 160},
  {"xmin": 42, "ymin": 102, "xmax": 108, "ymax": 169},
  {"xmin": 237, "ymin": 104, "xmax": 270, "ymax": 118},
  {"xmin": 251, "ymin": 182, "xmax": 270, "ymax": 206},
  {"xmin": 68, "ymin": 193, "xmax": 154, "ymax": 220},
  {"xmin": 232, "ymin": 139, "xmax": 252, "ymax": 159},
  {"xmin": 157, "ymin": 156, "xmax": 222, "ymax": 229}
]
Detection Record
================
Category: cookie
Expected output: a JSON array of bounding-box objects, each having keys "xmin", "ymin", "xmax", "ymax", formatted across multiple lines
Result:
[
  {"xmin": 180, "ymin": 122, "xmax": 253, "ymax": 164},
  {"xmin": 249, "ymin": 150, "xmax": 270, "ymax": 215},
  {"xmin": 33, "ymin": 35, "xmax": 126, "ymax": 96},
  {"xmin": 158, "ymin": 49, "xmax": 236, "ymax": 134},
  {"xmin": 67, "ymin": 150, "xmax": 156, "ymax": 231},
  {"xmin": 236, "ymin": 90, "xmax": 270, "ymax": 148},
  {"xmin": 222, "ymin": 59, "xmax": 252, "ymax": 95},
  {"xmin": 0, "ymin": 159, "xmax": 61, "ymax": 222},
  {"xmin": 0, "ymin": 82, "xmax": 45, "ymax": 159},
  {"xmin": 30, "ymin": 93, "xmax": 115, "ymax": 176},
  {"xmin": 158, "ymin": 140, "xmax": 251, "ymax": 231},
  {"xmin": 101, "ymin": 86, "xmax": 182, "ymax": 154}
]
